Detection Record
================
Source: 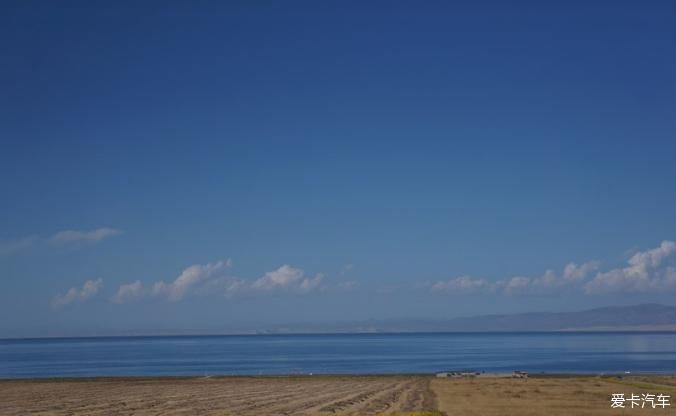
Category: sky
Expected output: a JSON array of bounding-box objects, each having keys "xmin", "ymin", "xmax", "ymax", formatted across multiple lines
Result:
[{"xmin": 1, "ymin": 1, "xmax": 675, "ymax": 337}]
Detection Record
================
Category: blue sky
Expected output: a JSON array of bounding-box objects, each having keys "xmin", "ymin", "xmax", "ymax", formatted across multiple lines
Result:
[{"xmin": 1, "ymin": 1, "xmax": 675, "ymax": 336}]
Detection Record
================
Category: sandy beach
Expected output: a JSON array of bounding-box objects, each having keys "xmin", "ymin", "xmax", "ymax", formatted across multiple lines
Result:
[{"xmin": 2, "ymin": 375, "xmax": 675, "ymax": 415}]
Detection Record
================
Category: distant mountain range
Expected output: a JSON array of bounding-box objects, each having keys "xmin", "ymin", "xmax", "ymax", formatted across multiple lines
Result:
[
  {"xmin": 260, "ymin": 304, "xmax": 676, "ymax": 334},
  {"xmin": 5, "ymin": 304, "xmax": 676, "ymax": 338}
]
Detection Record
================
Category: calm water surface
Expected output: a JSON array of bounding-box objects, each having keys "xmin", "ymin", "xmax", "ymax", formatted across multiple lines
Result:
[{"xmin": 1, "ymin": 332, "xmax": 676, "ymax": 378}]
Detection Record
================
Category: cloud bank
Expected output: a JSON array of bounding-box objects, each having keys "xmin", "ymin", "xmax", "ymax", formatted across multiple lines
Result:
[
  {"xmin": 431, "ymin": 275, "xmax": 493, "ymax": 293},
  {"xmin": 430, "ymin": 260, "xmax": 600, "ymax": 295},
  {"xmin": 585, "ymin": 241, "xmax": 676, "ymax": 293},
  {"xmin": 1, "ymin": 228, "xmax": 121, "ymax": 255},
  {"xmin": 49, "ymin": 228, "xmax": 122, "ymax": 245},
  {"xmin": 112, "ymin": 261, "xmax": 325, "ymax": 304},
  {"xmin": 112, "ymin": 259, "xmax": 232, "ymax": 303},
  {"xmin": 52, "ymin": 278, "xmax": 103, "ymax": 307},
  {"xmin": 251, "ymin": 265, "xmax": 324, "ymax": 292},
  {"xmin": 64, "ymin": 240, "xmax": 676, "ymax": 308},
  {"xmin": 111, "ymin": 280, "xmax": 145, "ymax": 304},
  {"xmin": 429, "ymin": 241, "xmax": 676, "ymax": 296},
  {"xmin": 152, "ymin": 260, "xmax": 232, "ymax": 301}
]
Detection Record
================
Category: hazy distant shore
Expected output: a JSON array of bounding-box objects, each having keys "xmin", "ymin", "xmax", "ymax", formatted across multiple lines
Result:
[
  {"xmin": 5, "ymin": 327, "xmax": 676, "ymax": 340},
  {"xmin": 5, "ymin": 304, "xmax": 676, "ymax": 338},
  {"xmin": 2, "ymin": 371, "xmax": 676, "ymax": 382}
]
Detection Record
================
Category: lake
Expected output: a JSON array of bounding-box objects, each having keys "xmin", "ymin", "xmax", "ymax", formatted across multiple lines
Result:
[{"xmin": 2, "ymin": 332, "xmax": 676, "ymax": 378}]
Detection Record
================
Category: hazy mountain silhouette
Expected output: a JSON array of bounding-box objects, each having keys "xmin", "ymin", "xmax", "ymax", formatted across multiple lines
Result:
[
  {"xmin": 7, "ymin": 304, "xmax": 676, "ymax": 338},
  {"xmin": 262, "ymin": 304, "xmax": 676, "ymax": 333}
]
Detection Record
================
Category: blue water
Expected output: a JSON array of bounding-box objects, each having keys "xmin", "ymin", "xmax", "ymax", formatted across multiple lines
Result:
[{"xmin": 2, "ymin": 332, "xmax": 676, "ymax": 379}]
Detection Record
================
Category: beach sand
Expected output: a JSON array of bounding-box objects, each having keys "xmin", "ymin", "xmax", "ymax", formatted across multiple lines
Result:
[{"xmin": 1, "ymin": 375, "xmax": 675, "ymax": 415}]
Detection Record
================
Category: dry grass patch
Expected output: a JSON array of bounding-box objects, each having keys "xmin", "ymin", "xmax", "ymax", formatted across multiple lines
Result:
[{"xmin": 432, "ymin": 376, "xmax": 676, "ymax": 416}]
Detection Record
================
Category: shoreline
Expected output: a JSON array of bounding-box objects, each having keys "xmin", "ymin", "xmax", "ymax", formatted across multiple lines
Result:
[
  {"xmin": 1, "ymin": 372, "xmax": 672, "ymax": 382},
  {"xmin": 5, "ymin": 328, "xmax": 676, "ymax": 340}
]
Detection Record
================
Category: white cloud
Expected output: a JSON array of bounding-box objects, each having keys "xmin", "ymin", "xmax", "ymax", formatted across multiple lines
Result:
[
  {"xmin": 515, "ymin": 261, "xmax": 600, "ymax": 292},
  {"xmin": 501, "ymin": 276, "xmax": 531, "ymax": 294},
  {"xmin": 585, "ymin": 241, "xmax": 676, "ymax": 293},
  {"xmin": 52, "ymin": 278, "xmax": 103, "ymax": 308},
  {"xmin": 427, "ymin": 242, "xmax": 675, "ymax": 296},
  {"xmin": 532, "ymin": 270, "xmax": 556, "ymax": 288},
  {"xmin": 49, "ymin": 228, "xmax": 122, "ymax": 245},
  {"xmin": 152, "ymin": 259, "xmax": 231, "ymax": 301},
  {"xmin": 112, "ymin": 259, "xmax": 233, "ymax": 303},
  {"xmin": 111, "ymin": 280, "xmax": 146, "ymax": 304},
  {"xmin": 223, "ymin": 278, "xmax": 247, "ymax": 298},
  {"xmin": 431, "ymin": 276, "xmax": 491, "ymax": 293},
  {"xmin": 216, "ymin": 264, "xmax": 325, "ymax": 294},
  {"xmin": 0, "ymin": 236, "xmax": 38, "ymax": 255},
  {"xmin": 252, "ymin": 265, "xmax": 304, "ymax": 290},
  {"xmin": 1, "ymin": 228, "xmax": 121, "ymax": 255},
  {"xmin": 563, "ymin": 261, "xmax": 601, "ymax": 282},
  {"xmin": 429, "ymin": 260, "xmax": 600, "ymax": 295},
  {"xmin": 194, "ymin": 275, "xmax": 248, "ymax": 298},
  {"xmin": 250, "ymin": 264, "xmax": 324, "ymax": 292},
  {"xmin": 299, "ymin": 273, "xmax": 324, "ymax": 291},
  {"xmin": 112, "ymin": 261, "xmax": 326, "ymax": 304}
]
